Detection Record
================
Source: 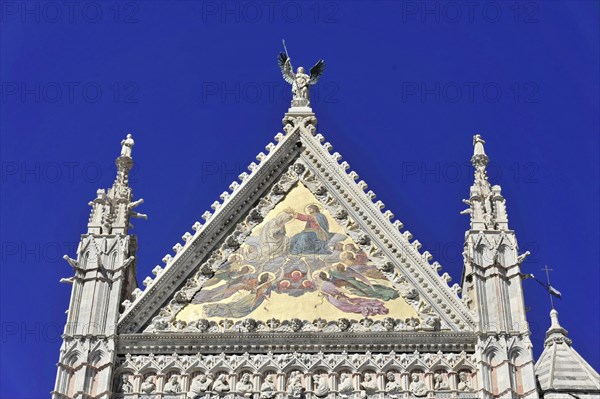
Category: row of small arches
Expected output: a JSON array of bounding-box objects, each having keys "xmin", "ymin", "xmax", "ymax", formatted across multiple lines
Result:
[
  {"xmin": 117, "ymin": 362, "xmax": 476, "ymax": 376},
  {"xmin": 115, "ymin": 368, "xmax": 476, "ymax": 394}
]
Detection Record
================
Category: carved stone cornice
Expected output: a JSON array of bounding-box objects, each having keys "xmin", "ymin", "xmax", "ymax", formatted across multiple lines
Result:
[{"xmin": 117, "ymin": 331, "xmax": 476, "ymax": 355}]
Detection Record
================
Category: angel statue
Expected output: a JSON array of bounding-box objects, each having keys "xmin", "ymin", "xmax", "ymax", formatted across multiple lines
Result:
[{"xmin": 278, "ymin": 52, "xmax": 325, "ymax": 108}]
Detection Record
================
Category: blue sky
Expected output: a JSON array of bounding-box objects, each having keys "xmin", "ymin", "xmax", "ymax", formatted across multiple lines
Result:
[{"xmin": 1, "ymin": 1, "xmax": 598, "ymax": 397}]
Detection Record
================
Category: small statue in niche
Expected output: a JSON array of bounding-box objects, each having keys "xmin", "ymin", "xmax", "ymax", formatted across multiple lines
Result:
[
  {"xmin": 236, "ymin": 373, "xmax": 254, "ymax": 396},
  {"xmin": 338, "ymin": 373, "xmax": 354, "ymax": 396},
  {"xmin": 187, "ymin": 373, "xmax": 214, "ymax": 398},
  {"xmin": 313, "ymin": 374, "xmax": 329, "ymax": 397},
  {"xmin": 359, "ymin": 373, "xmax": 378, "ymax": 394},
  {"xmin": 213, "ymin": 374, "xmax": 230, "ymax": 393},
  {"xmin": 458, "ymin": 371, "xmax": 472, "ymax": 391},
  {"xmin": 287, "ymin": 371, "xmax": 304, "ymax": 397},
  {"xmin": 118, "ymin": 374, "xmax": 133, "ymax": 393},
  {"xmin": 164, "ymin": 375, "xmax": 181, "ymax": 393},
  {"xmin": 260, "ymin": 375, "xmax": 277, "ymax": 399},
  {"xmin": 434, "ymin": 373, "xmax": 449, "ymax": 390},
  {"xmin": 141, "ymin": 375, "xmax": 156, "ymax": 393},
  {"xmin": 385, "ymin": 372, "xmax": 402, "ymax": 394},
  {"xmin": 409, "ymin": 373, "xmax": 427, "ymax": 397}
]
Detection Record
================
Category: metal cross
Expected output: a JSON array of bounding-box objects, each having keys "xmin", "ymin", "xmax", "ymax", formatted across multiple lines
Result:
[{"xmin": 541, "ymin": 265, "xmax": 554, "ymax": 309}]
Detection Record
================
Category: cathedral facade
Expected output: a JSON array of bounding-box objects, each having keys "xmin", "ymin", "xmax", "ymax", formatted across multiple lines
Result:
[{"xmin": 52, "ymin": 61, "xmax": 599, "ymax": 399}]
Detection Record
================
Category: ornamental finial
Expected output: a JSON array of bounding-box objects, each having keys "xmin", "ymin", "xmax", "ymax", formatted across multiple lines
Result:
[
  {"xmin": 545, "ymin": 308, "xmax": 570, "ymax": 345},
  {"xmin": 278, "ymin": 43, "xmax": 325, "ymax": 109},
  {"xmin": 550, "ymin": 309, "xmax": 562, "ymax": 330}
]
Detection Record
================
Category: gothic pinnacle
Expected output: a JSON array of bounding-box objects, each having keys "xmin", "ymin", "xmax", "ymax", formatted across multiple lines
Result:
[{"xmin": 463, "ymin": 134, "xmax": 509, "ymax": 230}]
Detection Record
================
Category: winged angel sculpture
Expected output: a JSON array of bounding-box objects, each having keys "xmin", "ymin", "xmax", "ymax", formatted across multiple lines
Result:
[{"xmin": 278, "ymin": 52, "xmax": 325, "ymax": 108}]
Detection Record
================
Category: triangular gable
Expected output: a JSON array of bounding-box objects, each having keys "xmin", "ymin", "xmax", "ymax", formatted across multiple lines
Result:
[{"xmin": 118, "ymin": 112, "xmax": 476, "ymax": 334}]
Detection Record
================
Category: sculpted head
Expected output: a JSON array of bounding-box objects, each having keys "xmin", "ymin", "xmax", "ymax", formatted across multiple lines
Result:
[
  {"xmin": 197, "ymin": 319, "xmax": 210, "ymax": 332},
  {"xmin": 383, "ymin": 317, "xmax": 395, "ymax": 330},
  {"xmin": 361, "ymin": 318, "xmax": 373, "ymax": 328},
  {"xmin": 386, "ymin": 372, "xmax": 396, "ymax": 382},
  {"xmin": 242, "ymin": 318, "xmax": 257, "ymax": 331},
  {"xmin": 411, "ymin": 373, "xmax": 420, "ymax": 382},
  {"xmin": 297, "ymin": 66, "xmax": 305, "ymax": 74},
  {"xmin": 241, "ymin": 374, "xmax": 250, "ymax": 383},
  {"xmin": 337, "ymin": 318, "xmax": 350, "ymax": 331},
  {"xmin": 290, "ymin": 318, "xmax": 303, "ymax": 331},
  {"xmin": 459, "ymin": 372, "xmax": 468, "ymax": 382}
]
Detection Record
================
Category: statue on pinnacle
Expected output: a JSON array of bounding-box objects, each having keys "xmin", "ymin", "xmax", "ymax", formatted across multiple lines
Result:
[
  {"xmin": 121, "ymin": 134, "xmax": 134, "ymax": 158},
  {"xmin": 278, "ymin": 41, "xmax": 325, "ymax": 109}
]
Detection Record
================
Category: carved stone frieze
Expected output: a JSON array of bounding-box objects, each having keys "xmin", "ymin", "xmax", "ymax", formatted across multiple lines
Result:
[{"xmin": 113, "ymin": 351, "xmax": 478, "ymax": 397}]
